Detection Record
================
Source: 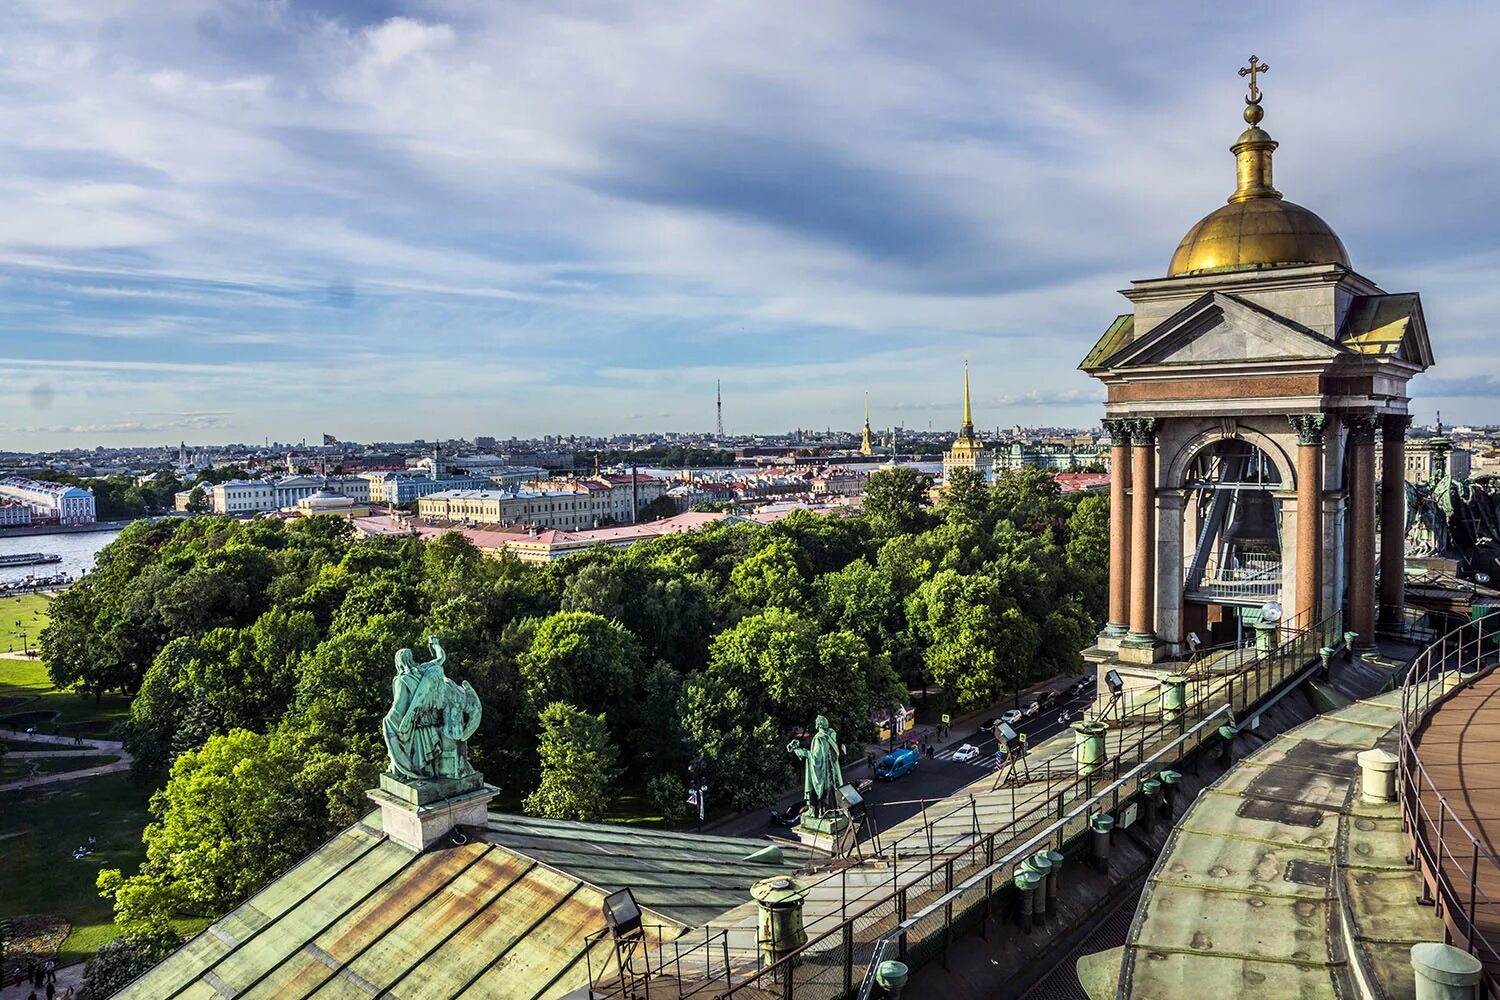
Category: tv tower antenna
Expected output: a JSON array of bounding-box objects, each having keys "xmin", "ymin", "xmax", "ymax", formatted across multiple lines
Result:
[{"xmin": 716, "ymin": 380, "xmax": 724, "ymax": 439}]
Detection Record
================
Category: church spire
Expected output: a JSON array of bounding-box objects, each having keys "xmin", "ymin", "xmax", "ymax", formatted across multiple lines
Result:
[
  {"xmin": 859, "ymin": 391, "xmax": 874, "ymax": 456},
  {"xmin": 961, "ymin": 355, "xmax": 974, "ymax": 436}
]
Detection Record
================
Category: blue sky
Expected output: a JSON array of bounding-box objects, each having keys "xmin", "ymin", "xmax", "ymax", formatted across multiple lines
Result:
[{"xmin": 2, "ymin": 1, "xmax": 1499, "ymax": 448}]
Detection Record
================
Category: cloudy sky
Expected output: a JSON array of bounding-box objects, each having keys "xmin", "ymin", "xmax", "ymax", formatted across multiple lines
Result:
[{"xmin": 2, "ymin": 1, "xmax": 1498, "ymax": 448}]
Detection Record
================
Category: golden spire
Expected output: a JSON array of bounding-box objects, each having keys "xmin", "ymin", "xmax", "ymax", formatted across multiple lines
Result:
[
  {"xmin": 1229, "ymin": 55, "xmax": 1280, "ymax": 204},
  {"xmin": 961, "ymin": 355, "xmax": 974, "ymax": 435},
  {"xmin": 859, "ymin": 391, "xmax": 874, "ymax": 455}
]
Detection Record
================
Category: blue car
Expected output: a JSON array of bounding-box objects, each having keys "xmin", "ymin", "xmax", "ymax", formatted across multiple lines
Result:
[{"xmin": 875, "ymin": 748, "xmax": 919, "ymax": 781}]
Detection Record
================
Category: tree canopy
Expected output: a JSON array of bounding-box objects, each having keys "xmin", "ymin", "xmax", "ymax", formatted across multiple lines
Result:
[{"xmin": 54, "ymin": 466, "xmax": 1108, "ymax": 935}]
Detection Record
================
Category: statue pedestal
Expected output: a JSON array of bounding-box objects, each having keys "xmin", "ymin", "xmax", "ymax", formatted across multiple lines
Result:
[
  {"xmin": 366, "ymin": 772, "xmax": 498, "ymax": 851},
  {"xmin": 795, "ymin": 812, "xmax": 852, "ymax": 854}
]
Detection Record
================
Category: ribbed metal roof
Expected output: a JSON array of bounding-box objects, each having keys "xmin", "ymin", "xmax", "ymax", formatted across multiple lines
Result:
[{"xmin": 117, "ymin": 810, "xmax": 813, "ymax": 1000}]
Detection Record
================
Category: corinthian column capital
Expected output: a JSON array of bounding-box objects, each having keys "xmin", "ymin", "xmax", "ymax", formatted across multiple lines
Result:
[{"xmin": 1287, "ymin": 413, "xmax": 1326, "ymax": 446}]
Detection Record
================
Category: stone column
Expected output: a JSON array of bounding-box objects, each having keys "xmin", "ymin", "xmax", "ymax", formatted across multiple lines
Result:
[
  {"xmin": 1102, "ymin": 418, "xmax": 1131, "ymax": 639},
  {"xmin": 1347, "ymin": 415, "xmax": 1379, "ymax": 649},
  {"xmin": 1380, "ymin": 414, "xmax": 1411, "ymax": 631},
  {"xmin": 1125, "ymin": 418, "xmax": 1158, "ymax": 648},
  {"xmin": 1156, "ymin": 490, "xmax": 1186, "ymax": 650},
  {"xmin": 1289, "ymin": 415, "xmax": 1326, "ymax": 628}
]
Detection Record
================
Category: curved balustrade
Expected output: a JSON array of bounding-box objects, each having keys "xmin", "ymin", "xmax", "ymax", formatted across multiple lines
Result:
[{"xmin": 1398, "ymin": 614, "xmax": 1500, "ymax": 989}]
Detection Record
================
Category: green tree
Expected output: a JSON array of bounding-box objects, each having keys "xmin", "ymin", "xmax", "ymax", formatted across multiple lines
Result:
[
  {"xmin": 523, "ymin": 702, "xmax": 619, "ymax": 821},
  {"xmin": 517, "ymin": 612, "xmax": 642, "ymax": 723},
  {"xmin": 99, "ymin": 728, "xmax": 356, "ymax": 928},
  {"xmin": 729, "ymin": 537, "xmax": 809, "ymax": 610},
  {"xmin": 77, "ymin": 930, "xmax": 180, "ymax": 1000},
  {"xmin": 862, "ymin": 466, "xmax": 932, "ymax": 535},
  {"xmin": 680, "ymin": 608, "xmax": 901, "ymax": 810},
  {"xmin": 1064, "ymin": 492, "xmax": 1110, "ymax": 628},
  {"xmin": 186, "ymin": 485, "xmax": 210, "ymax": 513},
  {"xmin": 907, "ymin": 569, "xmax": 1042, "ymax": 708},
  {"xmin": 637, "ymin": 494, "xmax": 678, "ymax": 522},
  {"xmin": 646, "ymin": 773, "xmax": 690, "ymax": 823},
  {"xmin": 937, "ymin": 467, "xmax": 991, "ymax": 526}
]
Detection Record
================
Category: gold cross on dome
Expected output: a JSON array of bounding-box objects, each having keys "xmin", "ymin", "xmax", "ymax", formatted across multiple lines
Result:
[{"xmin": 1239, "ymin": 55, "xmax": 1269, "ymax": 104}]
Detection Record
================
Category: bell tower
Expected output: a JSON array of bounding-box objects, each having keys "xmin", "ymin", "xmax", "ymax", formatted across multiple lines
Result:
[{"xmin": 1080, "ymin": 60, "xmax": 1433, "ymax": 672}]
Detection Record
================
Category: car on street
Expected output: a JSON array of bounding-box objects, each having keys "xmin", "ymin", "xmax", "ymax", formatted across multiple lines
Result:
[
  {"xmin": 875, "ymin": 747, "xmax": 920, "ymax": 780},
  {"xmin": 1001, "ymin": 708, "xmax": 1024, "ymax": 726},
  {"xmin": 1040, "ymin": 689, "xmax": 1060, "ymax": 708},
  {"xmin": 1023, "ymin": 700, "xmax": 1041, "ymax": 718},
  {"xmin": 768, "ymin": 801, "xmax": 805, "ymax": 827},
  {"xmin": 952, "ymin": 744, "xmax": 981, "ymax": 762}
]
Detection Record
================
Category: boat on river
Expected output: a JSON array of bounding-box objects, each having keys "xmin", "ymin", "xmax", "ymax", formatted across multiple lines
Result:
[{"xmin": 0, "ymin": 552, "xmax": 62, "ymax": 568}]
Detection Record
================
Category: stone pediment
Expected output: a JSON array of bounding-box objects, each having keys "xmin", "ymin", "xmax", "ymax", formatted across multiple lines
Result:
[
  {"xmin": 1097, "ymin": 292, "xmax": 1348, "ymax": 370},
  {"xmin": 1338, "ymin": 293, "xmax": 1434, "ymax": 370}
]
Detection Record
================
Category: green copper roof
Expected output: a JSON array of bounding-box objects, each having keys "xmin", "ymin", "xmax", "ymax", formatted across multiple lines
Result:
[
  {"xmin": 482, "ymin": 813, "xmax": 818, "ymax": 927},
  {"xmin": 1079, "ymin": 313, "xmax": 1134, "ymax": 371},
  {"xmin": 117, "ymin": 809, "xmax": 814, "ymax": 1000}
]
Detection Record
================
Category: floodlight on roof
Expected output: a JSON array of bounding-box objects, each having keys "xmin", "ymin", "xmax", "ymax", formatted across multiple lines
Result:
[
  {"xmin": 1105, "ymin": 669, "xmax": 1124, "ymax": 694},
  {"xmin": 1259, "ymin": 601, "xmax": 1283, "ymax": 624},
  {"xmin": 839, "ymin": 782, "xmax": 863, "ymax": 808},
  {"xmin": 603, "ymin": 888, "xmax": 643, "ymax": 943},
  {"xmin": 998, "ymin": 722, "xmax": 1018, "ymax": 745}
]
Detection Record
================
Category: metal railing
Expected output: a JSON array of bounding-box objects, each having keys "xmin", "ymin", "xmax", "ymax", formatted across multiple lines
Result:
[
  {"xmin": 711, "ymin": 610, "xmax": 1345, "ymax": 1000},
  {"xmin": 1398, "ymin": 614, "xmax": 1500, "ymax": 989}
]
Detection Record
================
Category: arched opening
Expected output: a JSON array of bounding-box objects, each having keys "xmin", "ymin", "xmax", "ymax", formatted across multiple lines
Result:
[{"xmin": 1181, "ymin": 439, "xmax": 1284, "ymax": 645}]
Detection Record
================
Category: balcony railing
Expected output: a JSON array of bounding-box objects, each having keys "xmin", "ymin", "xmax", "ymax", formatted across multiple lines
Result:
[{"xmin": 1398, "ymin": 615, "xmax": 1500, "ymax": 993}]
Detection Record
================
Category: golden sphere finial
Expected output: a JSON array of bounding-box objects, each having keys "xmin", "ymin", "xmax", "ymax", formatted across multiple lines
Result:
[{"xmin": 1243, "ymin": 102, "xmax": 1264, "ymax": 126}]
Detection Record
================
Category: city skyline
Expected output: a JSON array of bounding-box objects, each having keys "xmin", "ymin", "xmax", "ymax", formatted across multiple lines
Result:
[{"xmin": 3, "ymin": 2, "xmax": 1499, "ymax": 448}]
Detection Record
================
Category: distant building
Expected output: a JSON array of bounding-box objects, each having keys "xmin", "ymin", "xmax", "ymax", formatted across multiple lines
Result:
[
  {"xmin": 942, "ymin": 359, "xmax": 994, "ymax": 483},
  {"xmin": 416, "ymin": 473, "xmax": 667, "ymax": 530},
  {"xmin": 205, "ymin": 475, "xmax": 376, "ymax": 515},
  {"xmin": 0, "ymin": 478, "xmax": 96, "ymax": 525},
  {"xmin": 362, "ymin": 471, "xmax": 490, "ymax": 506},
  {"xmin": 1377, "ymin": 439, "xmax": 1471, "ymax": 484},
  {"xmin": 0, "ymin": 499, "xmax": 33, "ymax": 526},
  {"xmin": 210, "ymin": 479, "xmax": 275, "ymax": 514},
  {"xmin": 294, "ymin": 490, "xmax": 369, "ymax": 519},
  {"xmin": 996, "ymin": 440, "xmax": 1109, "ymax": 471}
]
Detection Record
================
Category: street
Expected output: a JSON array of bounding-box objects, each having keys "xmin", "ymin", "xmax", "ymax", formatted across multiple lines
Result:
[{"xmin": 850, "ymin": 684, "xmax": 1097, "ymax": 837}]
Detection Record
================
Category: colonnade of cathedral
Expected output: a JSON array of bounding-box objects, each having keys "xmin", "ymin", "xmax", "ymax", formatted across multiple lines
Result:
[{"xmin": 1100, "ymin": 412, "xmax": 1409, "ymax": 653}]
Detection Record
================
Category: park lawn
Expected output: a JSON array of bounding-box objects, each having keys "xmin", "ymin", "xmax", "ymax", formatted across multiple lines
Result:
[
  {"xmin": 0, "ymin": 754, "xmax": 120, "ymax": 782},
  {"xmin": 0, "ymin": 772, "xmax": 153, "ymax": 965},
  {"xmin": 1, "ymin": 591, "xmax": 53, "ymax": 656},
  {"xmin": 0, "ymin": 656, "xmax": 133, "ymax": 735}
]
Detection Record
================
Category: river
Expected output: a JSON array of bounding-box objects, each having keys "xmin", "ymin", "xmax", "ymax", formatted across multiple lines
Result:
[{"xmin": 0, "ymin": 528, "xmax": 123, "ymax": 586}]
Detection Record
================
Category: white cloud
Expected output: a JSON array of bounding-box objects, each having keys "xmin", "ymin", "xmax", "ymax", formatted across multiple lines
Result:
[{"xmin": 0, "ymin": 0, "xmax": 1497, "ymax": 447}]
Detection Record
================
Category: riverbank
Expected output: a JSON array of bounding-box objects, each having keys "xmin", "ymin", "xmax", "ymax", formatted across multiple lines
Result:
[{"xmin": 0, "ymin": 518, "xmax": 160, "ymax": 539}]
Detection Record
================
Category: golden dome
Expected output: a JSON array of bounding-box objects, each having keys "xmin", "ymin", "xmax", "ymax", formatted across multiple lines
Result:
[
  {"xmin": 1168, "ymin": 196, "xmax": 1349, "ymax": 277},
  {"xmin": 1167, "ymin": 75, "xmax": 1350, "ymax": 277}
]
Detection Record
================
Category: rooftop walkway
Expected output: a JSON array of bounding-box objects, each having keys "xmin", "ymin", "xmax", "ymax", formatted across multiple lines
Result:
[
  {"xmin": 1096, "ymin": 684, "xmax": 1448, "ymax": 999},
  {"xmin": 1409, "ymin": 667, "xmax": 1500, "ymax": 983}
]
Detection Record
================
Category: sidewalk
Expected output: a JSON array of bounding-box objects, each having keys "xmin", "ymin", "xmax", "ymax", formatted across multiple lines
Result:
[{"xmin": 0, "ymin": 729, "xmax": 131, "ymax": 794}]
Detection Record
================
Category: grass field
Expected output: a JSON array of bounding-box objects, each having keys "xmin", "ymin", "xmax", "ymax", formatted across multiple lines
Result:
[
  {"xmin": 0, "ymin": 593, "xmax": 163, "ymax": 965},
  {"xmin": 0, "ymin": 773, "xmax": 153, "ymax": 964},
  {"xmin": 0, "ymin": 656, "xmax": 133, "ymax": 736},
  {"xmin": 0, "ymin": 754, "xmax": 120, "ymax": 782},
  {"xmin": 1, "ymin": 591, "xmax": 52, "ymax": 657}
]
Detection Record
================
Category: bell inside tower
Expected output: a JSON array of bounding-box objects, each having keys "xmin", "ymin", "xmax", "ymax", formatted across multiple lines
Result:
[{"xmin": 1183, "ymin": 440, "xmax": 1284, "ymax": 642}]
